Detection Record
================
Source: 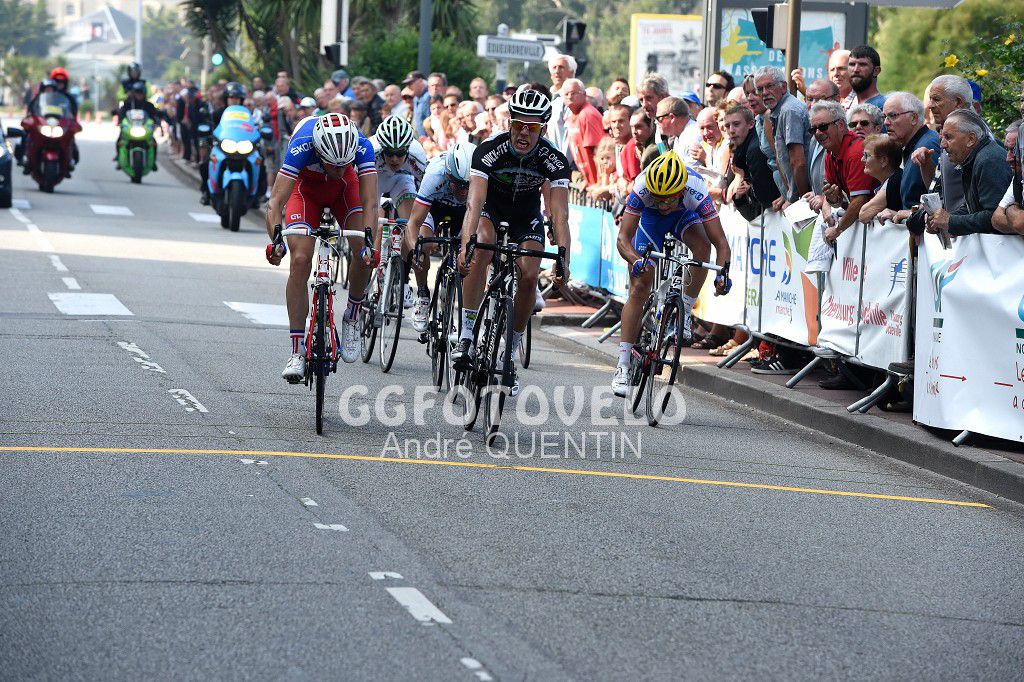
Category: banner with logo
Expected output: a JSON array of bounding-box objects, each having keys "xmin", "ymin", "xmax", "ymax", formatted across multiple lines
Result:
[
  {"xmin": 756, "ymin": 210, "xmax": 819, "ymax": 346},
  {"xmin": 816, "ymin": 216, "xmax": 863, "ymax": 357},
  {"xmin": 914, "ymin": 233, "xmax": 1024, "ymax": 443},
  {"xmin": 568, "ymin": 204, "xmax": 604, "ymax": 289},
  {"xmin": 856, "ymin": 222, "xmax": 911, "ymax": 369},
  {"xmin": 694, "ymin": 203, "xmax": 749, "ymax": 328}
]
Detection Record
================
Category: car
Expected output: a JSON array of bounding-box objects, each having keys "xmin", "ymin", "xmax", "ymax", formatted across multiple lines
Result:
[{"xmin": 0, "ymin": 127, "xmax": 12, "ymax": 208}]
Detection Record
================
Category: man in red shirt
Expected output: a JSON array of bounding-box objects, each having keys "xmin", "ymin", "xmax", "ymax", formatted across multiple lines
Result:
[
  {"xmin": 604, "ymin": 104, "xmax": 639, "ymax": 183},
  {"xmin": 562, "ymin": 78, "xmax": 604, "ymax": 186},
  {"xmin": 811, "ymin": 100, "xmax": 878, "ymax": 243}
]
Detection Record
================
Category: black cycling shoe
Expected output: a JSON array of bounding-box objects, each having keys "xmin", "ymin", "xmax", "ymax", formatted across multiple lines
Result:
[
  {"xmin": 200, "ymin": 191, "xmax": 211, "ymax": 206},
  {"xmin": 452, "ymin": 339, "xmax": 475, "ymax": 370}
]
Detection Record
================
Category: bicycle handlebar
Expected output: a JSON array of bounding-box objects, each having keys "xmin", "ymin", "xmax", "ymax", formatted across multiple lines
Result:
[
  {"xmin": 635, "ymin": 243, "xmax": 722, "ymax": 274},
  {"xmin": 464, "ymin": 232, "xmax": 566, "ymax": 279}
]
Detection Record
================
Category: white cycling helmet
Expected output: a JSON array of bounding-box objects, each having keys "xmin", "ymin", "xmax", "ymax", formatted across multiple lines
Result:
[
  {"xmin": 508, "ymin": 89, "xmax": 552, "ymax": 122},
  {"xmin": 312, "ymin": 113, "xmax": 360, "ymax": 166},
  {"xmin": 445, "ymin": 141, "xmax": 476, "ymax": 183},
  {"xmin": 375, "ymin": 114, "xmax": 415, "ymax": 151}
]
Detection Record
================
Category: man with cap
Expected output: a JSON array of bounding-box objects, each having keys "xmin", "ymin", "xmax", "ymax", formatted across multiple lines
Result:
[
  {"xmin": 331, "ymin": 69, "xmax": 355, "ymax": 99},
  {"xmin": 402, "ymin": 70, "xmax": 431, "ymax": 137},
  {"xmin": 680, "ymin": 91, "xmax": 703, "ymax": 119},
  {"xmin": 297, "ymin": 96, "xmax": 318, "ymax": 120}
]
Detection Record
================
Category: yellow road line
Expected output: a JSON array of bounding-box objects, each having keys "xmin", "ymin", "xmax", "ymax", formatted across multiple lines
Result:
[{"xmin": 0, "ymin": 445, "xmax": 990, "ymax": 508}]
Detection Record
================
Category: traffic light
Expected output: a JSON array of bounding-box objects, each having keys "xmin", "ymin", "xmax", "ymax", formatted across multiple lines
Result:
[
  {"xmin": 211, "ymin": 52, "xmax": 224, "ymax": 66},
  {"xmin": 562, "ymin": 20, "xmax": 586, "ymax": 53},
  {"xmin": 323, "ymin": 43, "xmax": 344, "ymax": 68}
]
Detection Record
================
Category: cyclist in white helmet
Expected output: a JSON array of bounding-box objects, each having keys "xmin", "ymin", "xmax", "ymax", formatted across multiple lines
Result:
[
  {"xmin": 264, "ymin": 112, "xmax": 378, "ymax": 383},
  {"xmin": 405, "ymin": 140, "xmax": 475, "ymax": 332},
  {"xmin": 370, "ymin": 115, "xmax": 428, "ymax": 310}
]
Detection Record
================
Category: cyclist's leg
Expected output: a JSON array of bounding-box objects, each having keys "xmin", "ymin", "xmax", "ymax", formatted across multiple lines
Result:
[
  {"xmin": 510, "ymin": 211, "xmax": 547, "ymax": 338},
  {"xmin": 283, "ymin": 181, "xmax": 320, "ymax": 332},
  {"xmin": 459, "ymin": 211, "xmax": 495, "ymax": 340},
  {"xmin": 619, "ymin": 211, "xmax": 668, "ymax": 345},
  {"xmin": 330, "ymin": 168, "xmax": 369, "ymax": 307},
  {"xmin": 678, "ymin": 214, "xmax": 711, "ymax": 337}
]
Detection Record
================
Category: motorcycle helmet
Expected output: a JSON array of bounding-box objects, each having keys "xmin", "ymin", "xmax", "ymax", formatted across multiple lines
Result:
[
  {"xmin": 128, "ymin": 62, "xmax": 142, "ymax": 78},
  {"xmin": 50, "ymin": 67, "xmax": 70, "ymax": 83},
  {"xmin": 225, "ymin": 82, "xmax": 247, "ymax": 101},
  {"xmin": 312, "ymin": 113, "xmax": 360, "ymax": 166}
]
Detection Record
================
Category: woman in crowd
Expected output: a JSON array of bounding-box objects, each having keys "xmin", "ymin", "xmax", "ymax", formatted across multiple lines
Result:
[
  {"xmin": 858, "ymin": 134, "xmax": 906, "ymax": 224},
  {"xmin": 423, "ymin": 94, "xmax": 451, "ymax": 154}
]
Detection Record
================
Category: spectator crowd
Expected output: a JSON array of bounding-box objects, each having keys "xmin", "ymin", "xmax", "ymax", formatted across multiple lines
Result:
[{"xmin": 152, "ymin": 47, "xmax": 1024, "ymax": 390}]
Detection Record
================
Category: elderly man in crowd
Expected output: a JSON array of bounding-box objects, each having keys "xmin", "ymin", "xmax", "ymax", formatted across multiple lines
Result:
[
  {"xmin": 637, "ymin": 73, "xmax": 670, "ymax": 134},
  {"xmin": 881, "ymin": 91, "xmax": 941, "ymax": 210},
  {"xmin": 606, "ymin": 78, "xmax": 630, "ymax": 107},
  {"xmin": 353, "ymin": 77, "xmax": 384, "ymax": 131},
  {"xmin": 848, "ymin": 103, "xmax": 883, "ymax": 139},
  {"xmin": 993, "ymin": 116, "xmax": 1024, "ymax": 235},
  {"xmin": 654, "ymin": 96, "xmax": 701, "ymax": 160},
  {"xmin": 916, "ymin": 109, "xmax": 1012, "ymax": 237},
  {"xmin": 427, "ymin": 72, "xmax": 447, "ymax": 98},
  {"xmin": 469, "ymin": 77, "xmax": 488, "ymax": 107},
  {"xmin": 562, "ymin": 78, "xmax": 605, "ymax": 186},
  {"xmin": 754, "ymin": 66, "xmax": 810, "ymax": 209},
  {"xmin": 805, "ymin": 79, "xmax": 840, "ymax": 200},
  {"xmin": 914, "ymin": 74, "xmax": 975, "ymax": 212},
  {"xmin": 546, "ymin": 53, "xmax": 577, "ymax": 156},
  {"xmin": 402, "ymin": 70, "xmax": 431, "ymax": 137},
  {"xmin": 828, "ymin": 50, "xmax": 853, "ymax": 110}
]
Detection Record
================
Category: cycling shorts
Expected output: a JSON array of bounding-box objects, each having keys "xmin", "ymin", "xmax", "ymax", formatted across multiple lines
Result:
[
  {"xmin": 284, "ymin": 166, "xmax": 362, "ymax": 235},
  {"xmin": 424, "ymin": 203, "xmax": 467, "ymax": 236},
  {"xmin": 632, "ymin": 208, "xmax": 702, "ymax": 253},
  {"xmin": 378, "ymin": 172, "xmax": 418, "ymax": 205},
  {"xmin": 481, "ymin": 202, "xmax": 545, "ymax": 245}
]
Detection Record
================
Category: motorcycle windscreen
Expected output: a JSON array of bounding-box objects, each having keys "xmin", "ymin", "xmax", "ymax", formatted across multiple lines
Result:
[
  {"xmin": 127, "ymin": 109, "xmax": 148, "ymax": 123},
  {"xmin": 33, "ymin": 92, "xmax": 73, "ymax": 119},
  {"xmin": 213, "ymin": 105, "xmax": 259, "ymax": 142}
]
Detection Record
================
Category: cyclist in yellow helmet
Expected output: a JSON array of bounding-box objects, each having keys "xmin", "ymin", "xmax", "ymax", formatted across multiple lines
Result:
[{"xmin": 611, "ymin": 151, "xmax": 732, "ymax": 397}]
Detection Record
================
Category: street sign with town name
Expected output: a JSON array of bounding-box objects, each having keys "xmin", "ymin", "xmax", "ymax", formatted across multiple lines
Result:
[{"xmin": 476, "ymin": 35, "xmax": 547, "ymax": 62}]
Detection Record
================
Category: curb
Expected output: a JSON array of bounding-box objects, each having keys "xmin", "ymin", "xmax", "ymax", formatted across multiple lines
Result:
[{"xmin": 536, "ymin": 325, "xmax": 1024, "ymax": 506}]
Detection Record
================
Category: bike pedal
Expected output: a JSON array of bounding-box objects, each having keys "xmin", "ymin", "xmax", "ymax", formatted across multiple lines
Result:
[{"xmin": 417, "ymin": 332, "xmax": 428, "ymax": 344}]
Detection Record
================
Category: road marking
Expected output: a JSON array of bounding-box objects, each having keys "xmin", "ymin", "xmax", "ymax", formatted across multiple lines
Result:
[
  {"xmin": 49, "ymin": 255, "xmax": 69, "ymax": 272},
  {"xmin": 117, "ymin": 341, "xmax": 167, "ymax": 374},
  {"xmin": 168, "ymin": 389, "xmax": 208, "ymax": 413},
  {"xmin": 460, "ymin": 658, "xmax": 494, "ymax": 681},
  {"xmin": 9, "ymin": 207, "xmax": 30, "ymax": 223},
  {"xmin": 313, "ymin": 523, "xmax": 348, "ymax": 531},
  {"xmin": 90, "ymin": 204, "xmax": 134, "ymax": 216},
  {"xmin": 48, "ymin": 293, "xmax": 133, "ymax": 316},
  {"xmin": 239, "ymin": 458, "xmax": 267, "ymax": 465},
  {"xmin": 12, "ymin": 199, "xmax": 31, "ymax": 210},
  {"xmin": 25, "ymin": 223, "xmax": 55, "ymax": 252},
  {"xmin": 370, "ymin": 572, "xmax": 404, "ymax": 581},
  {"xmin": 62, "ymin": 277, "xmax": 81, "ymax": 290},
  {"xmin": 384, "ymin": 586, "xmax": 453, "ymax": 625},
  {"xmin": 0, "ymin": 446, "xmax": 991, "ymax": 508},
  {"xmin": 189, "ymin": 212, "xmax": 222, "ymax": 223},
  {"xmin": 224, "ymin": 301, "xmax": 290, "ymax": 326},
  {"xmin": 300, "ymin": 497, "xmax": 319, "ymax": 507}
]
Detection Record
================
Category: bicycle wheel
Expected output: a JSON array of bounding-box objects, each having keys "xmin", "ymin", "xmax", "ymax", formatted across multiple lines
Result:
[
  {"xmin": 359, "ymin": 276, "xmax": 378, "ymax": 364},
  {"xmin": 313, "ymin": 285, "xmax": 328, "ymax": 435},
  {"xmin": 379, "ymin": 257, "xmax": 404, "ymax": 373},
  {"xmin": 629, "ymin": 297, "xmax": 656, "ymax": 415},
  {"xmin": 339, "ymin": 239, "xmax": 352, "ymax": 289},
  {"xmin": 518, "ymin": 316, "xmax": 533, "ymax": 369},
  {"xmin": 484, "ymin": 296, "xmax": 515, "ymax": 444},
  {"xmin": 645, "ymin": 299, "xmax": 683, "ymax": 427},
  {"xmin": 455, "ymin": 298, "xmax": 489, "ymax": 432},
  {"xmin": 441, "ymin": 275, "xmax": 462, "ymax": 393}
]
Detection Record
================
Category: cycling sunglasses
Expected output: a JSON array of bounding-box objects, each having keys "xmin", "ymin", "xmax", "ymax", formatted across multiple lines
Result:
[
  {"xmin": 652, "ymin": 192, "xmax": 685, "ymax": 207},
  {"xmin": 448, "ymin": 176, "xmax": 470, "ymax": 189},
  {"xmin": 382, "ymin": 148, "xmax": 408, "ymax": 159},
  {"xmin": 510, "ymin": 119, "xmax": 544, "ymax": 134}
]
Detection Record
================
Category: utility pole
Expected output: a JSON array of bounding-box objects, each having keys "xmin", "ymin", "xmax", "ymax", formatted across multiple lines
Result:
[
  {"xmin": 417, "ymin": 0, "xmax": 433, "ymax": 74},
  {"xmin": 321, "ymin": 0, "xmax": 350, "ymax": 67},
  {"xmin": 135, "ymin": 0, "xmax": 143, "ymax": 65},
  {"xmin": 494, "ymin": 23, "xmax": 509, "ymax": 92},
  {"xmin": 784, "ymin": 0, "xmax": 802, "ymax": 94}
]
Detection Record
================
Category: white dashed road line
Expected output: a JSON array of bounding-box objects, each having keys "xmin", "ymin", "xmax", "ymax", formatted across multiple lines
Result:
[
  {"xmin": 224, "ymin": 301, "xmax": 290, "ymax": 326},
  {"xmin": 313, "ymin": 523, "xmax": 348, "ymax": 531},
  {"xmin": 9, "ymin": 207, "xmax": 30, "ymax": 224},
  {"xmin": 384, "ymin": 587, "xmax": 453, "ymax": 625},
  {"xmin": 239, "ymin": 458, "xmax": 268, "ymax": 465},
  {"xmin": 12, "ymin": 199, "xmax": 31, "ymax": 210},
  {"xmin": 300, "ymin": 497, "xmax": 319, "ymax": 507},
  {"xmin": 48, "ymin": 293, "xmax": 133, "ymax": 316},
  {"xmin": 168, "ymin": 388, "xmax": 208, "ymax": 413},
  {"xmin": 62, "ymin": 277, "xmax": 81, "ymax": 290},
  {"xmin": 117, "ymin": 341, "xmax": 167, "ymax": 374},
  {"xmin": 90, "ymin": 204, "xmax": 134, "ymax": 216},
  {"xmin": 49, "ymin": 255, "xmax": 69, "ymax": 272},
  {"xmin": 460, "ymin": 658, "xmax": 495, "ymax": 681},
  {"xmin": 189, "ymin": 212, "xmax": 222, "ymax": 223}
]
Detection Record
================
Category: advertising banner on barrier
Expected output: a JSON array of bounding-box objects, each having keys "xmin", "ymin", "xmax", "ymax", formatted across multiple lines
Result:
[
  {"xmin": 598, "ymin": 209, "xmax": 629, "ymax": 300},
  {"xmin": 568, "ymin": 204, "xmax": 606, "ymax": 291},
  {"xmin": 694, "ymin": 203, "xmax": 748, "ymax": 328},
  {"xmin": 914, "ymin": 234, "xmax": 1024, "ymax": 443},
  {"xmin": 816, "ymin": 216, "xmax": 862, "ymax": 357},
  {"xmin": 856, "ymin": 222, "xmax": 910, "ymax": 369},
  {"xmin": 756, "ymin": 210, "xmax": 819, "ymax": 346}
]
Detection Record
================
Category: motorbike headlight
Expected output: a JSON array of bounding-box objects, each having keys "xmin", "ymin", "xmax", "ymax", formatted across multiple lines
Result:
[
  {"xmin": 42, "ymin": 125, "xmax": 64, "ymax": 138},
  {"xmin": 130, "ymin": 126, "xmax": 146, "ymax": 138},
  {"xmin": 220, "ymin": 139, "xmax": 238, "ymax": 154},
  {"xmin": 235, "ymin": 140, "xmax": 254, "ymax": 155}
]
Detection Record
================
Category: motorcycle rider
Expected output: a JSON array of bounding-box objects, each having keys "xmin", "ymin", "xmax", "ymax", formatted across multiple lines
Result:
[
  {"xmin": 48, "ymin": 67, "xmax": 79, "ymax": 119},
  {"xmin": 115, "ymin": 81, "xmax": 160, "ymax": 172},
  {"xmin": 121, "ymin": 62, "xmax": 146, "ymax": 99},
  {"xmin": 200, "ymin": 82, "xmax": 248, "ymax": 204},
  {"xmin": 19, "ymin": 79, "xmax": 65, "ymax": 173}
]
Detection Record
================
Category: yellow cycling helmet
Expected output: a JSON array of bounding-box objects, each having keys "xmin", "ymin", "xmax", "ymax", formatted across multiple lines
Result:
[{"xmin": 645, "ymin": 151, "xmax": 689, "ymax": 197}]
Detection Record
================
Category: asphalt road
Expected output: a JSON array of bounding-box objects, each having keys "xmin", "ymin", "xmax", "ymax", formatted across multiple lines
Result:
[{"xmin": 2, "ymin": 124, "xmax": 1023, "ymax": 680}]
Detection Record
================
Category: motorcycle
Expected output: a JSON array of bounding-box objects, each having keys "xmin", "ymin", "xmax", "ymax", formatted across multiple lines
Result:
[
  {"xmin": 206, "ymin": 105, "xmax": 267, "ymax": 232},
  {"xmin": 117, "ymin": 109, "xmax": 156, "ymax": 183},
  {"xmin": 10, "ymin": 91, "xmax": 81, "ymax": 193}
]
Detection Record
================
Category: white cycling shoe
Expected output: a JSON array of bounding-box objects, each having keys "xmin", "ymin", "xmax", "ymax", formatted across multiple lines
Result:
[
  {"xmin": 412, "ymin": 297, "xmax": 430, "ymax": 333},
  {"xmin": 282, "ymin": 353, "xmax": 307, "ymax": 383},
  {"xmin": 611, "ymin": 365, "xmax": 630, "ymax": 397},
  {"xmin": 340, "ymin": 316, "xmax": 361, "ymax": 363}
]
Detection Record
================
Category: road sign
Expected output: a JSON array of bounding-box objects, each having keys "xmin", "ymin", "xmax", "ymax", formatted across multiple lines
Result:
[{"xmin": 476, "ymin": 35, "xmax": 547, "ymax": 62}]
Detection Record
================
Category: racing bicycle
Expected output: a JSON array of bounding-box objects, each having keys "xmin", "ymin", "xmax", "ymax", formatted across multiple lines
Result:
[
  {"xmin": 359, "ymin": 208, "xmax": 406, "ymax": 373},
  {"xmin": 413, "ymin": 217, "xmax": 462, "ymax": 391}
]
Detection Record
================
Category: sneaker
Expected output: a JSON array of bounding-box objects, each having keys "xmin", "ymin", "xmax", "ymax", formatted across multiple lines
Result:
[
  {"xmin": 452, "ymin": 339, "xmax": 475, "ymax": 370},
  {"xmin": 403, "ymin": 284, "xmax": 415, "ymax": 309},
  {"xmin": 534, "ymin": 286, "xmax": 546, "ymax": 312},
  {"xmin": 340, "ymin": 316, "xmax": 361, "ymax": 363},
  {"xmin": 412, "ymin": 296, "xmax": 430, "ymax": 333},
  {"xmin": 818, "ymin": 373, "xmax": 855, "ymax": 390},
  {"xmin": 282, "ymin": 353, "xmax": 306, "ymax": 383},
  {"xmin": 750, "ymin": 356, "xmax": 798, "ymax": 375},
  {"xmin": 611, "ymin": 365, "xmax": 630, "ymax": 397},
  {"xmin": 510, "ymin": 372, "xmax": 520, "ymax": 398}
]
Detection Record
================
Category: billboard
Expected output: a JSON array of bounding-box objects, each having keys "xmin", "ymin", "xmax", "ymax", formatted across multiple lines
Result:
[
  {"xmin": 718, "ymin": 9, "xmax": 847, "ymax": 81},
  {"xmin": 629, "ymin": 14, "xmax": 704, "ymax": 98}
]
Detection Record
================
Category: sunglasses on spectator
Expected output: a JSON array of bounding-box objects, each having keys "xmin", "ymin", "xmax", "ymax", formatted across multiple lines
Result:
[
  {"xmin": 850, "ymin": 119, "xmax": 875, "ymax": 128},
  {"xmin": 510, "ymin": 119, "xmax": 543, "ymax": 134},
  {"xmin": 705, "ymin": 82, "xmax": 726, "ymax": 90},
  {"xmin": 809, "ymin": 119, "xmax": 842, "ymax": 134},
  {"xmin": 654, "ymin": 112, "xmax": 673, "ymax": 122},
  {"xmin": 446, "ymin": 102, "xmax": 458, "ymax": 109}
]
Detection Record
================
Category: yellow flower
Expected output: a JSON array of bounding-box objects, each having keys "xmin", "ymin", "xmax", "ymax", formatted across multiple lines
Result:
[
  {"xmin": 1006, "ymin": 34, "xmax": 1016, "ymax": 45},
  {"xmin": 944, "ymin": 54, "xmax": 959, "ymax": 68},
  {"xmin": 975, "ymin": 69, "xmax": 988, "ymax": 77}
]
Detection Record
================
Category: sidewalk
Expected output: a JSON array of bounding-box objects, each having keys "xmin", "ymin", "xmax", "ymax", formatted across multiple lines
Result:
[{"xmin": 538, "ymin": 309, "xmax": 1024, "ymax": 506}]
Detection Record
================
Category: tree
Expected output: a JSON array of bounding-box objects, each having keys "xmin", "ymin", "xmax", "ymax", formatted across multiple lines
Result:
[
  {"xmin": 144, "ymin": 7, "xmax": 203, "ymax": 82},
  {"xmin": 941, "ymin": 22, "xmax": 1024, "ymax": 132},
  {"xmin": 347, "ymin": 28, "xmax": 485, "ymax": 93},
  {"xmin": 0, "ymin": 0, "xmax": 58, "ymax": 58}
]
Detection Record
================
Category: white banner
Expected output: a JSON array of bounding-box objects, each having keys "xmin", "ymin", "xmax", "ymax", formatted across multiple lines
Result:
[
  {"xmin": 757, "ymin": 210, "xmax": 819, "ymax": 347},
  {"xmin": 816, "ymin": 216, "xmax": 863, "ymax": 357},
  {"xmin": 914, "ymin": 233, "xmax": 1024, "ymax": 443},
  {"xmin": 856, "ymin": 222, "xmax": 911, "ymax": 369},
  {"xmin": 694, "ymin": 203, "xmax": 749, "ymax": 328}
]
